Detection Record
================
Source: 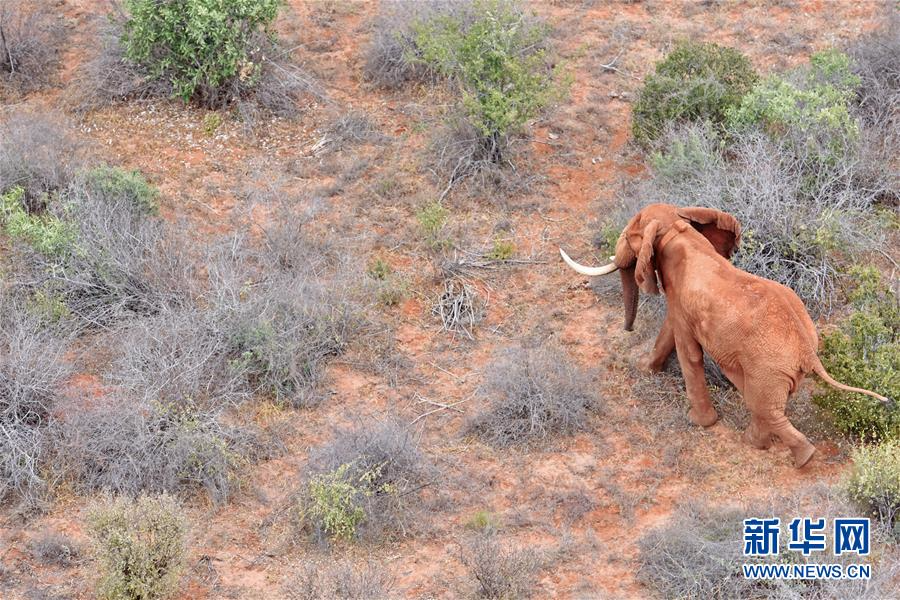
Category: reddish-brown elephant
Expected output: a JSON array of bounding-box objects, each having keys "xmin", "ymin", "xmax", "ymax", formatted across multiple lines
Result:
[{"xmin": 560, "ymin": 203, "xmax": 891, "ymax": 468}]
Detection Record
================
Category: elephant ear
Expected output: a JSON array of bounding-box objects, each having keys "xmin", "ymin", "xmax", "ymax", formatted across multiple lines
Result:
[
  {"xmin": 634, "ymin": 219, "xmax": 661, "ymax": 295},
  {"xmin": 676, "ymin": 206, "xmax": 742, "ymax": 259}
]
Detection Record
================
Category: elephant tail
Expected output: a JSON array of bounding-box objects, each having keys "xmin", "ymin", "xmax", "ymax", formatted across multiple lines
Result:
[{"xmin": 811, "ymin": 357, "xmax": 893, "ymax": 407}]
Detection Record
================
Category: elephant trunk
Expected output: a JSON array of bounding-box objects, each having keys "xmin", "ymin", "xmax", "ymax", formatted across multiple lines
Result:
[{"xmin": 621, "ymin": 266, "xmax": 638, "ymax": 332}]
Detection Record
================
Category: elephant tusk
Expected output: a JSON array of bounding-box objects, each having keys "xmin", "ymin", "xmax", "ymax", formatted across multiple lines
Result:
[{"xmin": 559, "ymin": 247, "xmax": 619, "ymax": 276}]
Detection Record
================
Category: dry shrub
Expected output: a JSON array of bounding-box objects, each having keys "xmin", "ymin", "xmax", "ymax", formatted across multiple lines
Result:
[
  {"xmin": 0, "ymin": 111, "xmax": 87, "ymax": 211},
  {"xmin": 52, "ymin": 394, "xmax": 252, "ymax": 503},
  {"xmin": 430, "ymin": 118, "xmax": 543, "ymax": 199},
  {"xmin": 461, "ymin": 533, "xmax": 541, "ymax": 599},
  {"xmin": 43, "ymin": 182, "xmax": 197, "ymax": 327},
  {"xmin": 847, "ymin": 10, "xmax": 900, "ymax": 199},
  {"xmin": 0, "ymin": 2, "xmax": 64, "ymax": 95},
  {"xmin": 283, "ymin": 558, "xmax": 396, "ymax": 600},
  {"xmin": 468, "ymin": 345, "xmax": 600, "ymax": 448},
  {"xmin": 29, "ymin": 531, "xmax": 80, "ymax": 567},
  {"xmin": 322, "ymin": 111, "xmax": 387, "ymax": 152},
  {"xmin": 433, "ymin": 276, "xmax": 482, "ymax": 339},
  {"xmin": 299, "ymin": 420, "xmax": 435, "ymax": 542},
  {"xmin": 0, "ymin": 294, "xmax": 70, "ymax": 506}
]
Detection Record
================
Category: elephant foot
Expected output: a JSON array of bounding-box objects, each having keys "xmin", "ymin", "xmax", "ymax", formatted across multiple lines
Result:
[
  {"xmin": 743, "ymin": 427, "xmax": 772, "ymax": 450},
  {"xmin": 636, "ymin": 354, "xmax": 664, "ymax": 374},
  {"xmin": 689, "ymin": 406, "xmax": 718, "ymax": 427},
  {"xmin": 791, "ymin": 441, "xmax": 817, "ymax": 469}
]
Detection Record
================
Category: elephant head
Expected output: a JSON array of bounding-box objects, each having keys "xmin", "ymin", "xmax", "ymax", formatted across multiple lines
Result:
[{"xmin": 560, "ymin": 204, "xmax": 741, "ymax": 331}]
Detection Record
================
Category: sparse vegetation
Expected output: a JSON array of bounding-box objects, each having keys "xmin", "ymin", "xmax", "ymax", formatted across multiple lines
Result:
[
  {"xmin": 632, "ymin": 40, "xmax": 757, "ymax": 146},
  {"xmin": 814, "ymin": 267, "xmax": 899, "ymax": 442},
  {"xmin": 845, "ymin": 440, "xmax": 900, "ymax": 537},
  {"xmin": 468, "ymin": 345, "xmax": 599, "ymax": 447},
  {"xmin": 88, "ymin": 494, "xmax": 187, "ymax": 600},
  {"xmin": 298, "ymin": 421, "xmax": 434, "ymax": 542},
  {"xmin": 283, "ymin": 558, "xmax": 396, "ymax": 600}
]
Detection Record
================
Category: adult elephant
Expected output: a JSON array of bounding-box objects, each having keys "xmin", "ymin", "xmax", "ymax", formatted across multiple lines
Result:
[{"xmin": 560, "ymin": 204, "xmax": 891, "ymax": 467}]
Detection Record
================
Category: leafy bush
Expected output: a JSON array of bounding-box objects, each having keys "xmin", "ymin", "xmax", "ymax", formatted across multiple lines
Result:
[
  {"xmin": 468, "ymin": 345, "xmax": 599, "ymax": 447},
  {"xmin": 299, "ymin": 421, "xmax": 434, "ymax": 542},
  {"xmin": 121, "ymin": 0, "xmax": 279, "ymax": 108},
  {"xmin": 814, "ymin": 267, "xmax": 899, "ymax": 442},
  {"xmin": 631, "ymin": 40, "xmax": 757, "ymax": 145},
  {"xmin": 1, "ymin": 186, "xmax": 75, "ymax": 257},
  {"xmin": 411, "ymin": 0, "xmax": 565, "ymax": 163},
  {"xmin": 726, "ymin": 49, "xmax": 860, "ymax": 164},
  {"xmin": 0, "ymin": 295, "xmax": 70, "ymax": 505},
  {"xmin": 461, "ymin": 533, "xmax": 540, "ymax": 599},
  {"xmin": 83, "ymin": 165, "xmax": 159, "ymax": 215},
  {"xmin": 80, "ymin": 0, "xmax": 316, "ymax": 117},
  {"xmin": 0, "ymin": 2, "xmax": 63, "ymax": 94},
  {"xmin": 283, "ymin": 558, "xmax": 395, "ymax": 600},
  {"xmin": 302, "ymin": 462, "xmax": 383, "ymax": 541},
  {"xmin": 88, "ymin": 494, "xmax": 187, "ymax": 600},
  {"xmin": 845, "ymin": 440, "xmax": 900, "ymax": 537}
]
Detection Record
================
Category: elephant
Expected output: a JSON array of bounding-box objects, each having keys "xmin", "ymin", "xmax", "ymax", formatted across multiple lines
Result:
[{"xmin": 560, "ymin": 203, "xmax": 891, "ymax": 468}]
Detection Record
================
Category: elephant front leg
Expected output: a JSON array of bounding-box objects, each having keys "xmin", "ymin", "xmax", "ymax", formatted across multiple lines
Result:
[
  {"xmin": 674, "ymin": 334, "xmax": 718, "ymax": 427},
  {"xmin": 638, "ymin": 314, "xmax": 675, "ymax": 373}
]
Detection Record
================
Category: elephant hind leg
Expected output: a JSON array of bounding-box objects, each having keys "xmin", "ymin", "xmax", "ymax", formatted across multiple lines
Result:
[
  {"xmin": 745, "ymin": 380, "xmax": 815, "ymax": 468},
  {"xmin": 743, "ymin": 415, "xmax": 772, "ymax": 450}
]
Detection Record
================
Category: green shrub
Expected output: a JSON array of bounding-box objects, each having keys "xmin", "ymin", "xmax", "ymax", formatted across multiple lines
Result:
[
  {"xmin": 726, "ymin": 49, "xmax": 860, "ymax": 163},
  {"xmin": 486, "ymin": 239, "xmax": 515, "ymax": 261},
  {"xmin": 88, "ymin": 494, "xmax": 187, "ymax": 600},
  {"xmin": 411, "ymin": 0, "xmax": 565, "ymax": 162},
  {"xmin": 0, "ymin": 186, "xmax": 75, "ymax": 256},
  {"xmin": 121, "ymin": 0, "xmax": 281, "ymax": 108},
  {"xmin": 814, "ymin": 266, "xmax": 899, "ymax": 442},
  {"xmin": 300, "ymin": 461, "xmax": 396, "ymax": 542},
  {"xmin": 845, "ymin": 440, "xmax": 900, "ymax": 537},
  {"xmin": 631, "ymin": 40, "xmax": 757, "ymax": 145},
  {"xmin": 84, "ymin": 165, "xmax": 159, "ymax": 214},
  {"xmin": 416, "ymin": 201, "xmax": 449, "ymax": 248}
]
